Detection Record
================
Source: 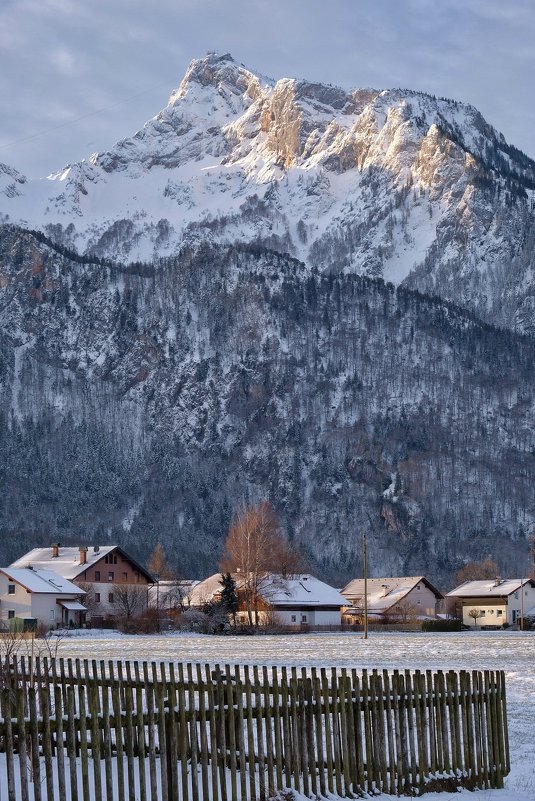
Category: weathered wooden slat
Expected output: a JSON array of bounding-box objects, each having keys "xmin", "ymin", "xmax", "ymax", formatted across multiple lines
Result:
[
  {"xmin": 2, "ymin": 689, "xmax": 16, "ymax": 801},
  {"xmin": 66, "ymin": 686, "xmax": 79, "ymax": 801},
  {"xmin": 196, "ymin": 664, "xmax": 211, "ymax": 801}
]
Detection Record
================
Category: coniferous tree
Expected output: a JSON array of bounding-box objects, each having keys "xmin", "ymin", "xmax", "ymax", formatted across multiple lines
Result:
[{"xmin": 219, "ymin": 572, "xmax": 239, "ymax": 627}]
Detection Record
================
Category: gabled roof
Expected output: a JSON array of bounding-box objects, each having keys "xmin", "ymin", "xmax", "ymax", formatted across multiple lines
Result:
[
  {"xmin": 190, "ymin": 573, "xmax": 346, "ymax": 608},
  {"xmin": 341, "ymin": 576, "xmax": 443, "ymax": 613},
  {"xmin": 446, "ymin": 578, "xmax": 535, "ymax": 598},
  {"xmin": 10, "ymin": 545, "xmax": 154, "ymax": 583},
  {"xmin": 263, "ymin": 574, "xmax": 347, "ymax": 607},
  {"xmin": 0, "ymin": 567, "xmax": 85, "ymax": 596}
]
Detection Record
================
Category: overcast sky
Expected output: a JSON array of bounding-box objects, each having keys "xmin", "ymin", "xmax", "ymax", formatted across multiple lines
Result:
[{"xmin": 1, "ymin": 0, "xmax": 534, "ymax": 178}]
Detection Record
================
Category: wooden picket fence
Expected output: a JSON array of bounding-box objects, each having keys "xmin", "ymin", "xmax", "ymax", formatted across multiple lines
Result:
[{"xmin": 0, "ymin": 657, "xmax": 509, "ymax": 800}]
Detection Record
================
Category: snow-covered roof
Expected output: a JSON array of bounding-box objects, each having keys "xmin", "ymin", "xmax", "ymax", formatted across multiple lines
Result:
[
  {"xmin": 341, "ymin": 576, "xmax": 442, "ymax": 613},
  {"xmin": 10, "ymin": 545, "xmax": 153, "ymax": 582},
  {"xmin": 446, "ymin": 579, "xmax": 535, "ymax": 598},
  {"xmin": 189, "ymin": 574, "xmax": 226, "ymax": 607},
  {"xmin": 266, "ymin": 575, "xmax": 347, "ymax": 608},
  {"xmin": 10, "ymin": 546, "xmax": 117, "ymax": 579},
  {"xmin": 190, "ymin": 573, "xmax": 346, "ymax": 608},
  {"xmin": 57, "ymin": 600, "xmax": 87, "ymax": 611},
  {"xmin": 1, "ymin": 567, "xmax": 85, "ymax": 596}
]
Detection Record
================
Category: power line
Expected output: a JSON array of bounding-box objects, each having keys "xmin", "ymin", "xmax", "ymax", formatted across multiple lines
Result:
[{"xmin": 0, "ymin": 80, "xmax": 171, "ymax": 152}]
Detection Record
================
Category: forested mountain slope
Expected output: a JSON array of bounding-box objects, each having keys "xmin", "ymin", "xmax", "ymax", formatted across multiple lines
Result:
[{"xmin": 1, "ymin": 224, "xmax": 533, "ymax": 583}]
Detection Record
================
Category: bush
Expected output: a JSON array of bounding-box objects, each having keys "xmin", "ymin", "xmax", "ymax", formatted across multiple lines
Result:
[
  {"xmin": 116, "ymin": 608, "xmax": 166, "ymax": 634},
  {"xmin": 422, "ymin": 618, "xmax": 464, "ymax": 632}
]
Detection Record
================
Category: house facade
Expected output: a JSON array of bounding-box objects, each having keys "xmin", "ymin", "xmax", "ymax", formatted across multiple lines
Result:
[
  {"xmin": 190, "ymin": 573, "xmax": 347, "ymax": 627},
  {"xmin": 0, "ymin": 567, "xmax": 86, "ymax": 629},
  {"xmin": 341, "ymin": 576, "xmax": 443, "ymax": 621},
  {"xmin": 10, "ymin": 544, "xmax": 154, "ymax": 620},
  {"xmin": 446, "ymin": 578, "xmax": 535, "ymax": 628}
]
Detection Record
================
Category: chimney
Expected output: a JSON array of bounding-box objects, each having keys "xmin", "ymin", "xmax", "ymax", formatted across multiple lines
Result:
[
  {"xmin": 79, "ymin": 546, "xmax": 88, "ymax": 566},
  {"xmin": 51, "ymin": 543, "xmax": 59, "ymax": 558}
]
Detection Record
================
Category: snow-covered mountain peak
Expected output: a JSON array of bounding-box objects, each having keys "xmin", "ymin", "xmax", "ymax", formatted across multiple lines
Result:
[
  {"xmin": 170, "ymin": 52, "xmax": 270, "ymax": 106},
  {"xmin": 1, "ymin": 55, "xmax": 535, "ymax": 331}
]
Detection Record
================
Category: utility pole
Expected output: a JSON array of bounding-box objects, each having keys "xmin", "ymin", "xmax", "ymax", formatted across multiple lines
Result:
[
  {"xmin": 363, "ymin": 532, "xmax": 368, "ymax": 640},
  {"xmin": 520, "ymin": 577, "xmax": 525, "ymax": 631},
  {"xmin": 154, "ymin": 574, "xmax": 160, "ymax": 632}
]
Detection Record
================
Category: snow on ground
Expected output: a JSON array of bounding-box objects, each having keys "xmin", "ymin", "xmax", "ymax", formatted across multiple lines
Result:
[{"xmin": 45, "ymin": 630, "xmax": 535, "ymax": 800}]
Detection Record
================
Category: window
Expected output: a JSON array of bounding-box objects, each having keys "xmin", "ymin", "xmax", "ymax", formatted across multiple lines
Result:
[
  {"xmin": 8, "ymin": 584, "xmax": 15, "ymax": 594},
  {"xmin": 108, "ymin": 572, "xmax": 114, "ymax": 582},
  {"xmin": 94, "ymin": 593, "xmax": 101, "ymax": 603},
  {"xmin": 416, "ymin": 585, "xmax": 421, "ymax": 591},
  {"xmin": 7, "ymin": 610, "xmax": 15, "ymax": 619},
  {"xmin": 417, "ymin": 599, "xmax": 421, "ymax": 605},
  {"xmin": 479, "ymin": 610, "xmax": 485, "ymax": 616},
  {"xmin": 301, "ymin": 615, "xmax": 307, "ymax": 623},
  {"xmin": 122, "ymin": 572, "xmax": 128, "ymax": 582},
  {"xmin": 105, "ymin": 554, "xmax": 118, "ymax": 565},
  {"xmin": 291, "ymin": 615, "xmax": 296, "ymax": 623},
  {"xmin": 95, "ymin": 571, "xmax": 100, "ymax": 581},
  {"xmin": 497, "ymin": 610, "xmax": 502, "ymax": 617},
  {"xmin": 108, "ymin": 592, "xmax": 114, "ymax": 603}
]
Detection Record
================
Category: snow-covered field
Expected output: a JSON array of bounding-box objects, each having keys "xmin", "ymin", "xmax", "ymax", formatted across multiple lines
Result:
[{"xmin": 47, "ymin": 629, "xmax": 534, "ymax": 801}]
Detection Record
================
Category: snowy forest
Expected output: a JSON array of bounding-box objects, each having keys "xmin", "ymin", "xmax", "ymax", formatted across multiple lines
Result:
[{"xmin": 1, "ymin": 224, "xmax": 534, "ymax": 584}]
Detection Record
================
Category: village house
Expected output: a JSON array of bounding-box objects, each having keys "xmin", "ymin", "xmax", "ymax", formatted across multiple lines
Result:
[
  {"xmin": 190, "ymin": 573, "xmax": 347, "ymax": 627},
  {"xmin": 0, "ymin": 567, "xmax": 86, "ymax": 630},
  {"xmin": 148, "ymin": 579, "xmax": 197, "ymax": 612},
  {"xmin": 10, "ymin": 544, "xmax": 154, "ymax": 620},
  {"xmin": 341, "ymin": 576, "xmax": 443, "ymax": 622},
  {"xmin": 446, "ymin": 578, "xmax": 535, "ymax": 628}
]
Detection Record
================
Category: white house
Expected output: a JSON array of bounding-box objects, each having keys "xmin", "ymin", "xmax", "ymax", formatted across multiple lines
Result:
[
  {"xmin": 341, "ymin": 576, "xmax": 443, "ymax": 621},
  {"xmin": 0, "ymin": 567, "xmax": 86, "ymax": 630},
  {"xmin": 190, "ymin": 573, "xmax": 347, "ymax": 627},
  {"xmin": 446, "ymin": 578, "xmax": 535, "ymax": 628},
  {"xmin": 148, "ymin": 580, "xmax": 198, "ymax": 611}
]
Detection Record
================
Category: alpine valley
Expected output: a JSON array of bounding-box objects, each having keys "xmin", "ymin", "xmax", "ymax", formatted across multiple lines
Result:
[{"xmin": 1, "ymin": 53, "xmax": 534, "ymax": 583}]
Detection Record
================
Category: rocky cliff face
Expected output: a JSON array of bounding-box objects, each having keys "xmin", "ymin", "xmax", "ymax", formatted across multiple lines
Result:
[
  {"xmin": 1, "ymin": 225, "xmax": 533, "ymax": 583},
  {"xmin": 2, "ymin": 53, "xmax": 535, "ymax": 333}
]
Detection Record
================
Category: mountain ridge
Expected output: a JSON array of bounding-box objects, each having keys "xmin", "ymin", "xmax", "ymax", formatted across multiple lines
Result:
[{"xmin": 1, "ymin": 52, "xmax": 534, "ymax": 332}]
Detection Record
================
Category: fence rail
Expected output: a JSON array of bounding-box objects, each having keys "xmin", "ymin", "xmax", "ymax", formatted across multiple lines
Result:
[{"xmin": 0, "ymin": 656, "xmax": 509, "ymax": 800}]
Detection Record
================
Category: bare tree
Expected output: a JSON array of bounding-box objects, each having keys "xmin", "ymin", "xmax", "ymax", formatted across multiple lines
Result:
[
  {"xmin": 77, "ymin": 581, "xmax": 100, "ymax": 616},
  {"xmin": 160, "ymin": 580, "xmax": 193, "ymax": 612},
  {"xmin": 455, "ymin": 558, "xmax": 500, "ymax": 586},
  {"xmin": 220, "ymin": 501, "xmax": 304, "ymax": 627},
  {"xmin": 112, "ymin": 583, "xmax": 147, "ymax": 619},
  {"xmin": 468, "ymin": 608, "xmax": 483, "ymax": 629},
  {"xmin": 394, "ymin": 598, "xmax": 419, "ymax": 623}
]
